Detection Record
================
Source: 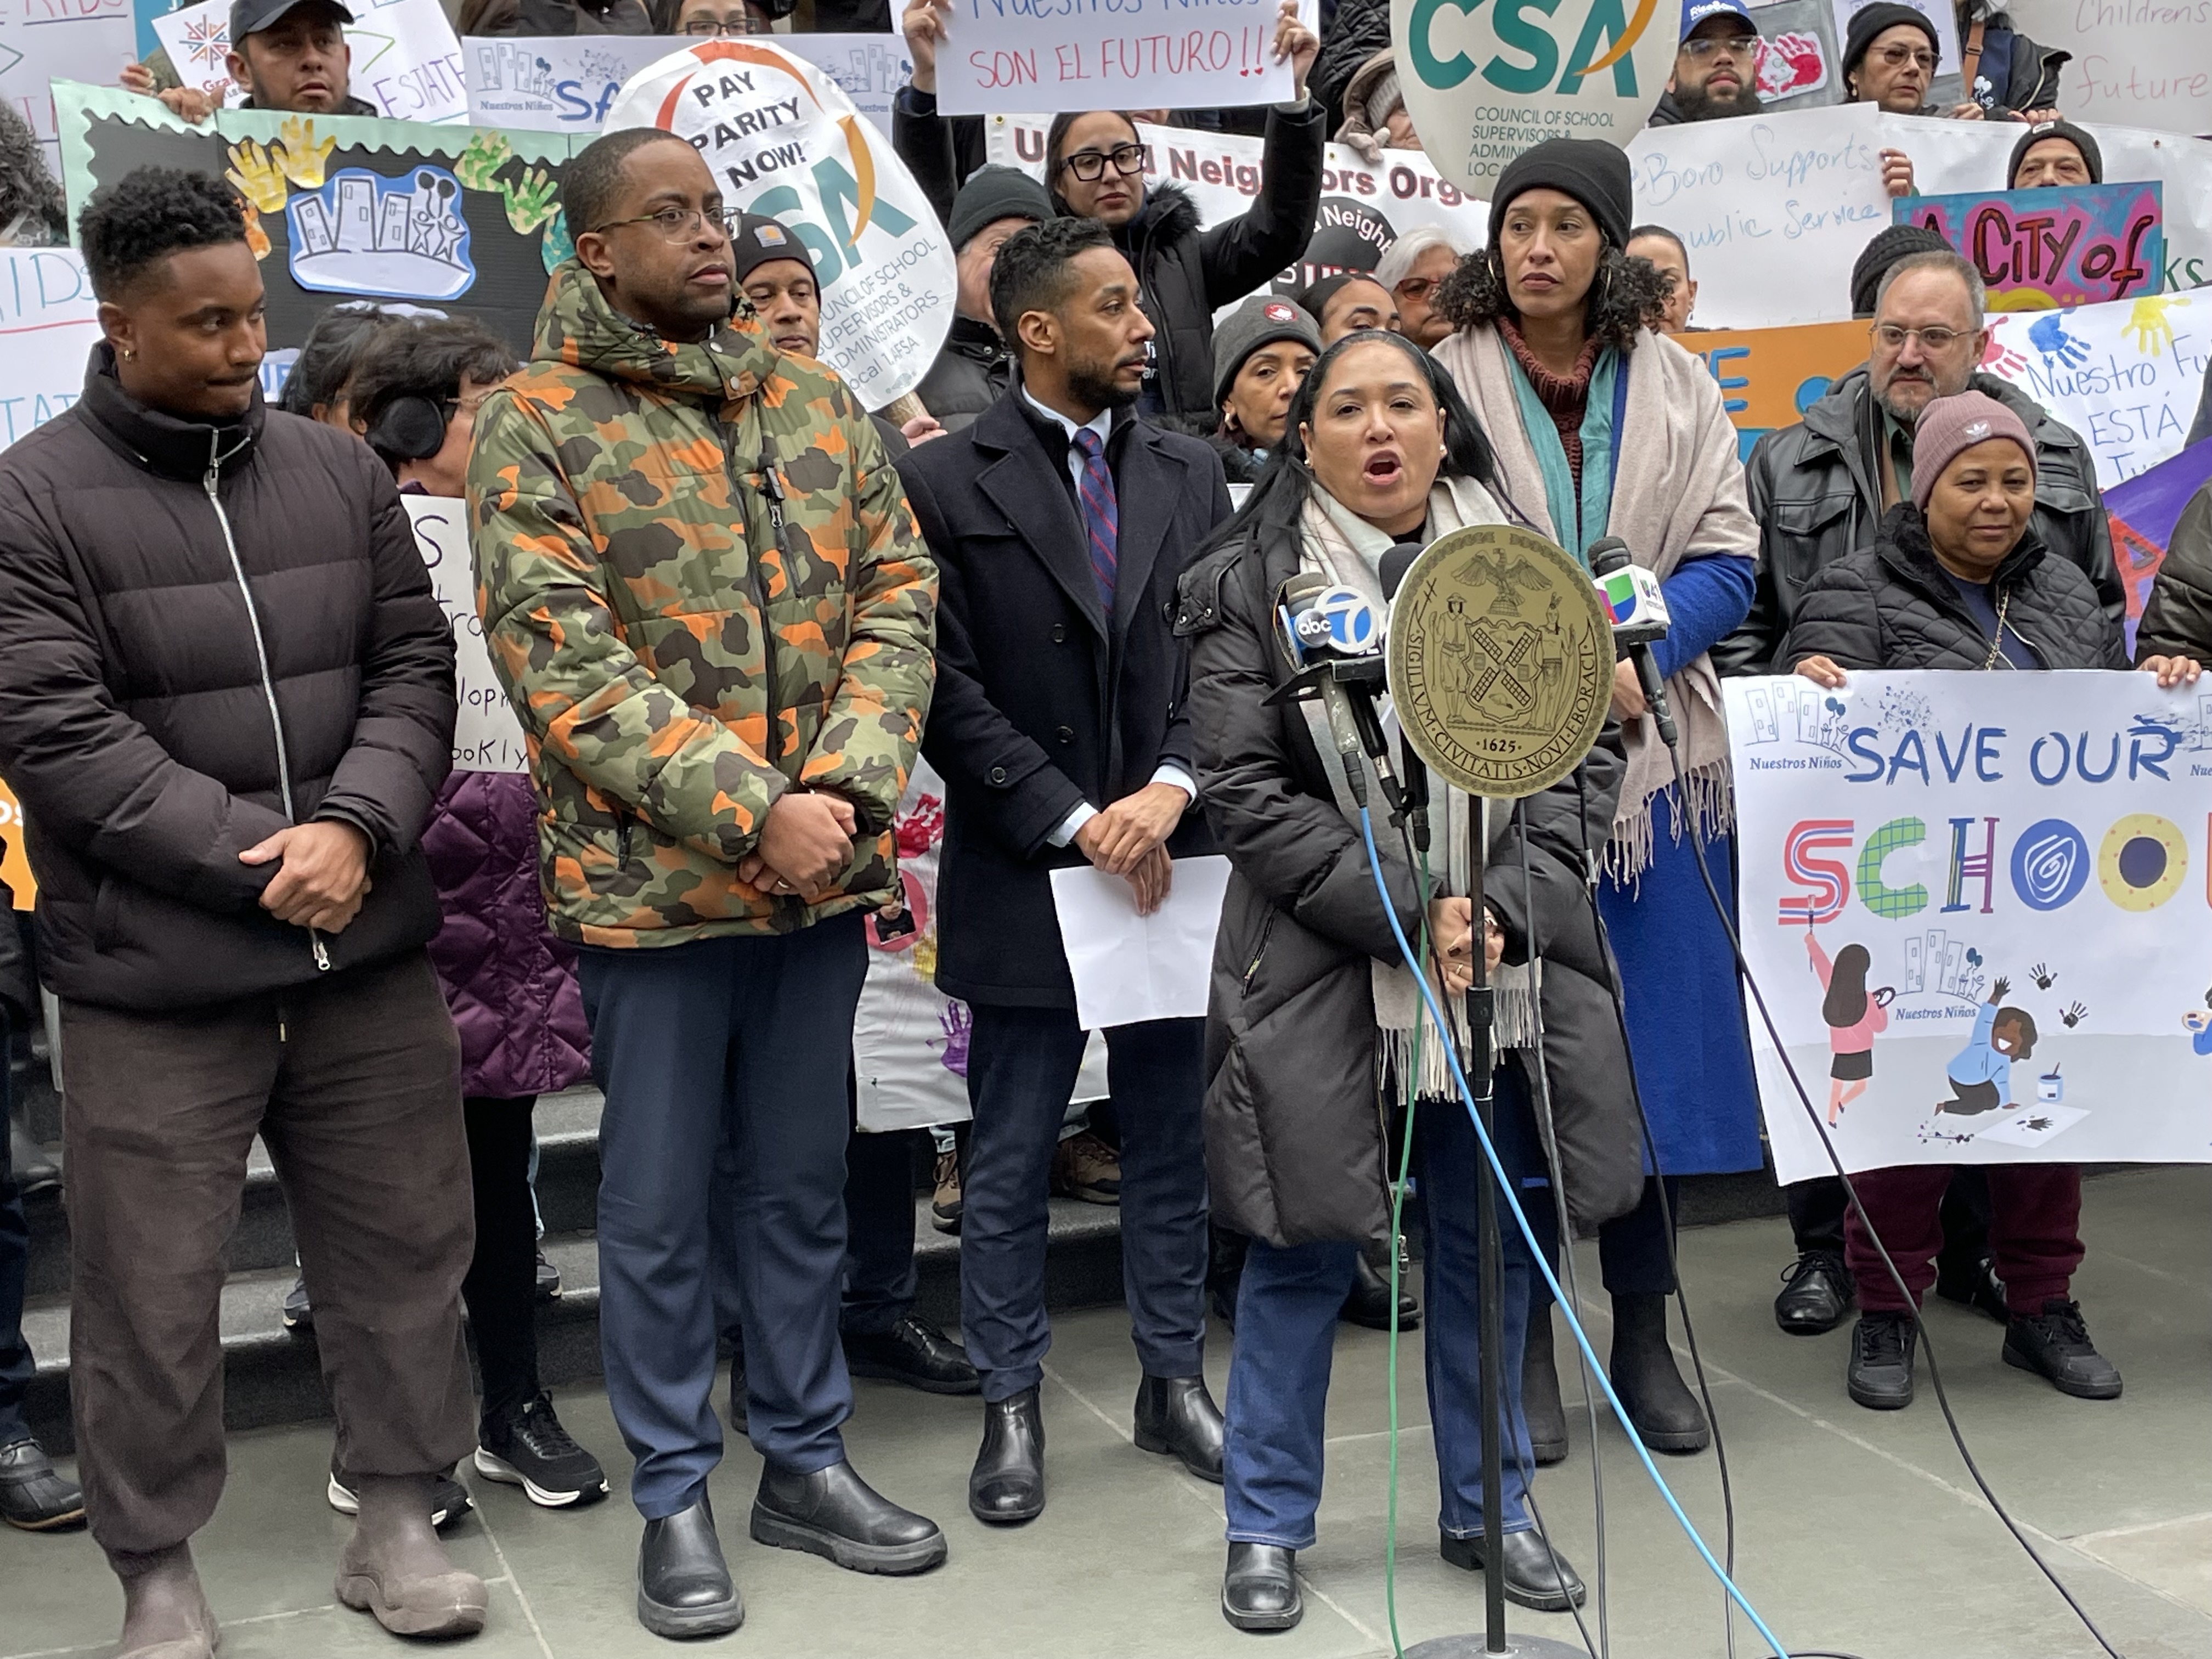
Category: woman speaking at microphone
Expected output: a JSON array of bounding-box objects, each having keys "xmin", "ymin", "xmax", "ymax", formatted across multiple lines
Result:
[
  {"xmin": 1175, "ymin": 330, "xmax": 1625, "ymax": 1632},
  {"xmin": 1430, "ymin": 139, "xmax": 1763, "ymax": 1460}
]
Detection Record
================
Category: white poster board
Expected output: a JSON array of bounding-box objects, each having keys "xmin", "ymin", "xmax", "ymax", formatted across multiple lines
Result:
[
  {"xmin": 0, "ymin": 248, "xmax": 103, "ymax": 449},
  {"xmin": 153, "ymin": 0, "xmax": 467, "ymax": 123},
  {"xmin": 1624, "ymin": 102, "xmax": 1891, "ymax": 328},
  {"xmin": 402, "ymin": 494, "xmax": 529, "ymax": 774},
  {"xmin": 2005, "ymin": 0, "xmax": 2212, "ymax": 139},
  {"xmin": 604, "ymin": 40, "xmax": 954, "ymax": 407},
  {"xmin": 1725, "ymin": 670, "xmax": 2212, "ymax": 1184},
  {"xmin": 934, "ymin": 0, "xmax": 1294, "ymax": 117},
  {"xmin": 464, "ymin": 33, "xmax": 672, "ymax": 133},
  {"xmin": 0, "ymin": 0, "xmax": 137, "ymax": 165},
  {"xmin": 780, "ymin": 31, "xmax": 907, "ymax": 138}
]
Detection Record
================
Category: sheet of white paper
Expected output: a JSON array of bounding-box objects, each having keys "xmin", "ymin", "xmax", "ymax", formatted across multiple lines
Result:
[
  {"xmin": 1050, "ymin": 855, "xmax": 1232, "ymax": 1031},
  {"xmin": 155, "ymin": 0, "xmax": 467, "ymax": 122}
]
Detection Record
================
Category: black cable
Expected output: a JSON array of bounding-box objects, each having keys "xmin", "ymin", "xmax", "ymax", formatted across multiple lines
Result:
[{"xmin": 1653, "ymin": 714, "xmax": 2128, "ymax": 1659}]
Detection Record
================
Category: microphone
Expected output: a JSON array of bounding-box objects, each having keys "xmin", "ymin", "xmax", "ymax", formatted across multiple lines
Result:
[
  {"xmin": 1272, "ymin": 572, "xmax": 1399, "ymax": 811},
  {"xmin": 1588, "ymin": 538, "xmax": 1678, "ymax": 750},
  {"xmin": 1379, "ymin": 540, "xmax": 1425, "ymax": 603}
]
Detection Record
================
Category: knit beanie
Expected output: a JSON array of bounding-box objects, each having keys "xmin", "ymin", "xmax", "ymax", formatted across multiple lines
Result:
[
  {"xmin": 947, "ymin": 165, "xmax": 1052, "ymax": 251},
  {"xmin": 1850, "ymin": 222, "xmax": 1950, "ymax": 318},
  {"xmin": 1212, "ymin": 295, "xmax": 1322, "ymax": 405},
  {"xmin": 729, "ymin": 213, "xmax": 814, "ymax": 286},
  {"xmin": 1842, "ymin": 2, "xmax": 1939, "ymax": 80},
  {"xmin": 1909, "ymin": 392, "xmax": 2034, "ymax": 510},
  {"xmin": 2007, "ymin": 120, "xmax": 2104, "ymax": 188},
  {"xmin": 1487, "ymin": 138, "xmax": 1633, "ymax": 251}
]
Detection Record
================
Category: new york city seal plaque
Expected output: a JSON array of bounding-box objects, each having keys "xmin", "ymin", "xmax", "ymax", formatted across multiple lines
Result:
[{"xmin": 1386, "ymin": 524, "xmax": 1614, "ymax": 799}]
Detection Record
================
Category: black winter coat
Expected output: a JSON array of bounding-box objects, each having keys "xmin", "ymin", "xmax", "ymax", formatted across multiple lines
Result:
[
  {"xmin": 1718, "ymin": 368, "xmax": 2117, "ymax": 674},
  {"xmin": 914, "ymin": 315, "xmax": 1013, "ymax": 435},
  {"xmin": 1779, "ymin": 503, "xmax": 2124, "ymax": 673},
  {"xmin": 2130, "ymin": 481, "xmax": 2212, "ymax": 663},
  {"xmin": 899, "ymin": 389, "xmax": 1229, "ymax": 1008},
  {"xmin": 1174, "ymin": 515, "xmax": 1644, "ymax": 1247},
  {"xmin": 0, "ymin": 349, "xmax": 455, "ymax": 1011},
  {"xmin": 1311, "ymin": 0, "xmax": 1387, "ymax": 132}
]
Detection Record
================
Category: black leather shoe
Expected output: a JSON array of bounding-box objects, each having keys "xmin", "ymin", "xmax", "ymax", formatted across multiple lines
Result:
[
  {"xmin": 751, "ymin": 1460, "xmax": 946, "ymax": 1575},
  {"xmin": 844, "ymin": 1314, "xmax": 980, "ymax": 1395},
  {"xmin": 1440, "ymin": 1528, "xmax": 1586, "ymax": 1612},
  {"xmin": 1221, "ymin": 1542, "xmax": 1302, "ymax": 1632},
  {"xmin": 1608, "ymin": 1293, "xmax": 1708, "ymax": 1454},
  {"xmin": 1775, "ymin": 1250, "xmax": 1854, "ymax": 1336},
  {"xmin": 2004, "ymin": 1299, "xmax": 2123, "ymax": 1400},
  {"xmin": 1339, "ymin": 1250, "xmax": 1421, "ymax": 1331},
  {"xmin": 1936, "ymin": 1251, "xmax": 2008, "ymax": 1324},
  {"xmin": 1846, "ymin": 1311, "xmax": 1918, "ymax": 1410},
  {"xmin": 1134, "ymin": 1374, "xmax": 1225, "ymax": 1483},
  {"xmin": 8, "ymin": 1118, "xmax": 58, "ymax": 1198},
  {"xmin": 1522, "ymin": 1310, "xmax": 1568, "ymax": 1467},
  {"xmin": 637, "ymin": 1498, "xmax": 743, "ymax": 1638},
  {"xmin": 969, "ymin": 1388, "xmax": 1046, "ymax": 1524},
  {"xmin": 0, "ymin": 1437, "xmax": 84, "ymax": 1531}
]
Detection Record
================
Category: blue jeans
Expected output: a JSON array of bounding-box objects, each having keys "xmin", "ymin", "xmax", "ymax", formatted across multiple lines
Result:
[
  {"xmin": 961, "ymin": 1006, "xmax": 1206, "ymax": 1401},
  {"xmin": 1223, "ymin": 1065, "xmax": 1541, "ymax": 1548},
  {"xmin": 580, "ymin": 918, "xmax": 866, "ymax": 1519}
]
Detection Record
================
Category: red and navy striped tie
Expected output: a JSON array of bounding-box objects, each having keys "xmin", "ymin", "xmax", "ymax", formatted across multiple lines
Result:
[{"xmin": 1073, "ymin": 426, "xmax": 1118, "ymax": 613}]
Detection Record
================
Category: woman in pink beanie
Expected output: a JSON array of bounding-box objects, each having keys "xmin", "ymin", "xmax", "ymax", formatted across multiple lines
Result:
[{"xmin": 1775, "ymin": 388, "xmax": 2198, "ymax": 1418}]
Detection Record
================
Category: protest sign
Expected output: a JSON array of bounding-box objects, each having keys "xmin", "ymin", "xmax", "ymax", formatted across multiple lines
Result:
[
  {"xmin": 0, "ymin": 247, "xmax": 102, "ymax": 449},
  {"xmin": 1977, "ymin": 291, "xmax": 2209, "ymax": 488},
  {"xmin": 151, "ymin": 0, "xmax": 468, "ymax": 123},
  {"xmin": 1680, "ymin": 319, "xmax": 1868, "ymax": 459},
  {"xmin": 0, "ymin": 0, "xmax": 136, "ymax": 162},
  {"xmin": 2106, "ymin": 439, "xmax": 2212, "ymax": 652},
  {"xmin": 1725, "ymin": 670, "xmax": 2212, "ymax": 1184},
  {"xmin": 1900, "ymin": 181, "xmax": 2164, "ymax": 311},
  {"xmin": 782, "ymin": 32, "xmax": 909, "ymax": 138},
  {"xmin": 1878, "ymin": 111, "xmax": 2212, "ymax": 296},
  {"xmin": 57, "ymin": 81, "xmax": 575, "ymax": 351},
  {"xmin": 853, "ymin": 758, "xmax": 971, "ymax": 1131},
  {"xmin": 1624, "ymin": 103, "xmax": 1891, "ymax": 328},
  {"xmin": 2004, "ymin": 0, "xmax": 2212, "ymax": 139},
  {"xmin": 402, "ymin": 496, "xmax": 529, "ymax": 775},
  {"xmin": 986, "ymin": 114, "xmax": 1488, "ymax": 297},
  {"xmin": 603, "ymin": 41, "xmax": 953, "ymax": 406},
  {"xmin": 933, "ymin": 0, "xmax": 1294, "ymax": 119},
  {"xmin": 1743, "ymin": 0, "xmax": 1840, "ymax": 111},
  {"xmin": 465, "ymin": 34, "xmax": 674, "ymax": 133},
  {"xmin": 1396, "ymin": 0, "xmax": 1677, "ymax": 190}
]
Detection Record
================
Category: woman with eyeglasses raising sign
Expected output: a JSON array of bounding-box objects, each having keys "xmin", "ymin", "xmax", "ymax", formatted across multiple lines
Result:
[{"xmin": 894, "ymin": 0, "xmax": 1327, "ymax": 423}]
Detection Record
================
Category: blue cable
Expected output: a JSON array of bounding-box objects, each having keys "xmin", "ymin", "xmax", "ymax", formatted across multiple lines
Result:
[{"xmin": 1358, "ymin": 805, "xmax": 1793, "ymax": 1659}]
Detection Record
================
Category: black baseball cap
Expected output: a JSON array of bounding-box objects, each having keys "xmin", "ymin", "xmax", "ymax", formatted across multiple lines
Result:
[{"xmin": 229, "ymin": 0, "xmax": 353, "ymax": 42}]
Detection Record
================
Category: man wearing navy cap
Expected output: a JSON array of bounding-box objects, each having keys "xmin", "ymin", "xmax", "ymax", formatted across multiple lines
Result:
[
  {"xmin": 1649, "ymin": 0, "xmax": 1763, "ymax": 125},
  {"xmin": 123, "ymin": 0, "xmax": 373, "ymax": 122}
]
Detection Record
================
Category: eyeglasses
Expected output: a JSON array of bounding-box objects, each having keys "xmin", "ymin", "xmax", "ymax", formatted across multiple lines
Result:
[
  {"xmin": 1058, "ymin": 143, "xmax": 1146, "ymax": 182},
  {"xmin": 591, "ymin": 205, "xmax": 737, "ymax": 243},
  {"xmin": 681, "ymin": 14, "xmax": 767, "ymax": 33},
  {"xmin": 1870, "ymin": 323, "xmax": 1971, "ymax": 352},
  {"xmin": 1681, "ymin": 32, "xmax": 1758, "ymax": 58},
  {"xmin": 1395, "ymin": 276, "xmax": 1440, "ymax": 301},
  {"xmin": 1872, "ymin": 43, "xmax": 1938, "ymax": 72}
]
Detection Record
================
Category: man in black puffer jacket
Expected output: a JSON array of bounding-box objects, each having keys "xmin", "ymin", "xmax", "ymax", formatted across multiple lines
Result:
[{"xmin": 0, "ymin": 169, "xmax": 476, "ymax": 1658}]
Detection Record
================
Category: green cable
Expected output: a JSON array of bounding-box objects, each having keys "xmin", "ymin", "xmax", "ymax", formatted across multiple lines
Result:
[{"xmin": 1384, "ymin": 844, "xmax": 1435, "ymax": 1659}]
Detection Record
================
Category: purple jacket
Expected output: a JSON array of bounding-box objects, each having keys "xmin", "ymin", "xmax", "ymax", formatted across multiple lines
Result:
[{"xmin": 423, "ymin": 770, "xmax": 591, "ymax": 1101}]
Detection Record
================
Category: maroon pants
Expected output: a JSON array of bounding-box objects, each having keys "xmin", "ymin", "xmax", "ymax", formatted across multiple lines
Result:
[{"xmin": 1844, "ymin": 1163, "xmax": 2083, "ymax": 1316}]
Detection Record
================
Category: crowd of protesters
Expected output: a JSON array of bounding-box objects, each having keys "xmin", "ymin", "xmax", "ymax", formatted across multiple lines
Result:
[{"xmin": 0, "ymin": 0, "xmax": 2207, "ymax": 1651}]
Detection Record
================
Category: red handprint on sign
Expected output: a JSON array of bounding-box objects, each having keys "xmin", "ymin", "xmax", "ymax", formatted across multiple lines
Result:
[
  {"xmin": 1980, "ymin": 327, "xmax": 2027, "ymax": 379},
  {"xmin": 1756, "ymin": 32, "xmax": 1826, "ymax": 97},
  {"xmin": 895, "ymin": 793, "xmax": 945, "ymax": 858}
]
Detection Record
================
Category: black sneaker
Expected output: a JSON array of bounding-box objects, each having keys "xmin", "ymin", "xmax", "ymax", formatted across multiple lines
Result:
[
  {"xmin": 1774, "ymin": 1250, "xmax": 1853, "ymax": 1336},
  {"xmin": 2004, "ymin": 1299, "xmax": 2123, "ymax": 1400},
  {"xmin": 1936, "ymin": 1251, "xmax": 2007, "ymax": 1324},
  {"xmin": 327, "ymin": 1457, "xmax": 472, "ymax": 1528},
  {"xmin": 283, "ymin": 1272, "xmax": 313, "ymax": 1333},
  {"xmin": 475, "ymin": 1393, "xmax": 610, "ymax": 1507},
  {"xmin": 534, "ymin": 1249, "xmax": 562, "ymax": 1302},
  {"xmin": 1846, "ymin": 1311, "xmax": 1918, "ymax": 1410}
]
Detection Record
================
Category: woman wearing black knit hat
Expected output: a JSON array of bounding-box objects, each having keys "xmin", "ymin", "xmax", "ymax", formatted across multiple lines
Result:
[{"xmin": 1431, "ymin": 137, "xmax": 1764, "ymax": 1470}]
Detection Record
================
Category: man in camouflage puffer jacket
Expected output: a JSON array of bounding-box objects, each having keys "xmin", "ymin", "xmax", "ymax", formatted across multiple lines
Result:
[{"xmin": 467, "ymin": 129, "xmax": 941, "ymax": 1632}]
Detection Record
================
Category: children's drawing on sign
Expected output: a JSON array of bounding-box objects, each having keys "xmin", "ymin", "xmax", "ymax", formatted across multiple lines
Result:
[
  {"xmin": 1935, "ymin": 975, "xmax": 2039, "ymax": 1118},
  {"xmin": 1903, "ymin": 181, "xmax": 2164, "ymax": 310},
  {"xmin": 284, "ymin": 165, "xmax": 473, "ymax": 300}
]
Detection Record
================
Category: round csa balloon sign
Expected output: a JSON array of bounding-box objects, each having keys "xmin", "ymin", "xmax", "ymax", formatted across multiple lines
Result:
[
  {"xmin": 604, "ymin": 41, "xmax": 955, "ymax": 407},
  {"xmin": 1392, "ymin": 0, "xmax": 1674, "ymax": 189}
]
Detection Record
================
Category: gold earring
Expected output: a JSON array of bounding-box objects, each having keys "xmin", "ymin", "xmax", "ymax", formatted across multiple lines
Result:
[{"xmin": 120, "ymin": 347, "xmax": 135, "ymax": 361}]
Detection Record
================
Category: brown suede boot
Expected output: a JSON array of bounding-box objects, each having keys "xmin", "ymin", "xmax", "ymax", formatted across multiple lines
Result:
[
  {"xmin": 335, "ymin": 1472, "xmax": 488, "ymax": 1638},
  {"xmin": 111, "ymin": 1541, "xmax": 219, "ymax": 1659}
]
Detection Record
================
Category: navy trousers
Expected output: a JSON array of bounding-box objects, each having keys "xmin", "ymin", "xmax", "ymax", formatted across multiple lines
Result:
[
  {"xmin": 1223, "ymin": 1066, "xmax": 1541, "ymax": 1547},
  {"xmin": 580, "ymin": 917, "xmax": 866, "ymax": 1519},
  {"xmin": 961, "ymin": 1005, "xmax": 1206, "ymax": 1402}
]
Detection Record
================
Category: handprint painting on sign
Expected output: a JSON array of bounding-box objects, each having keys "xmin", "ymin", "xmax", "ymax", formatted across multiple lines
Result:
[{"xmin": 1901, "ymin": 180, "xmax": 2166, "ymax": 309}]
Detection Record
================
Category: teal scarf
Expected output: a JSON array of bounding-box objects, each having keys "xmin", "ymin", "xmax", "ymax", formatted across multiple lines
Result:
[{"xmin": 1502, "ymin": 342, "xmax": 1620, "ymax": 566}]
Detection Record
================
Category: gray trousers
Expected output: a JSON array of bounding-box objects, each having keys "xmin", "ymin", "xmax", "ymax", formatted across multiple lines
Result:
[{"xmin": 63, "ymin": 952, "xmax": 476, "ymax": 1558}]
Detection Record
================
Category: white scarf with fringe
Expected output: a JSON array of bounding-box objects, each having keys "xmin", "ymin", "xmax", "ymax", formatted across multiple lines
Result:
[{"xmin": 1296, "ymin": 479, "xmax": 1542, "ymax": 1099}]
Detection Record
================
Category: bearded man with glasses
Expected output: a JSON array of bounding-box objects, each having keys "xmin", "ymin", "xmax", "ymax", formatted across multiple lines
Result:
[
  {"xmin": 1649, "ymin": 0, "xmax": 1765, "ymax": 125},
  {"xmin": 469, "ymin": 127, "xmax": 943, "ymax": 1638}
]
